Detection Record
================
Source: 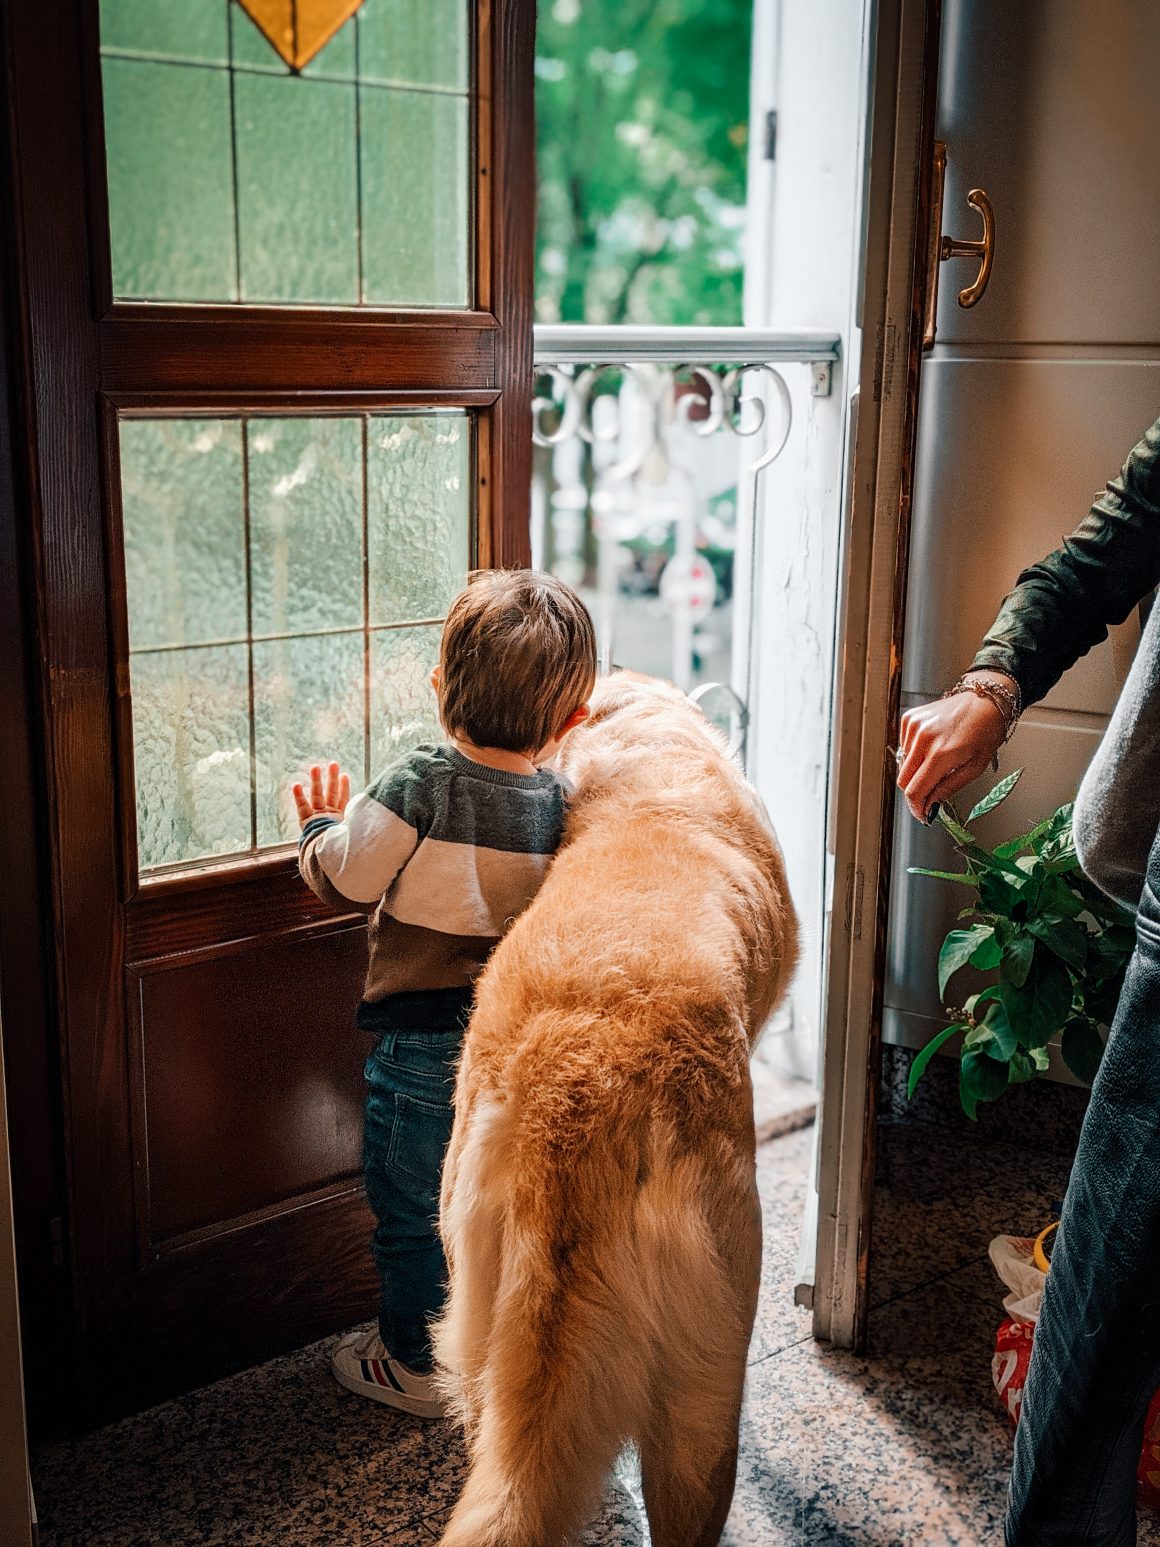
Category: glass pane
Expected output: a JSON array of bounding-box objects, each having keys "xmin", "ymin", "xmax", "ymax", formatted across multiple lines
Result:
[
  {"xmin": 248, "ymin": 417, "xmax": 364, "ymax": 638},
  {"xmin": 253, "ymin": 632, "xmax": 365, "ymax": 846},
  {"xmin": 131, "ymin": 646, "xmax": 251, "ymax": 869},
  {"xmin": 360, "ymin": 87, "xmax": 469, "ymax": 307},
  {"xmin": 121, "ymin": 412, "xmax": 473, "ymax": 873},
  {"xmin": 359, "ymin": 0, "xmax": 469, "ymax": 90},
  {"xmin": 369, "ymin": 626, "xmax": 443, "ymax": 772},
  {"xmin": 120, "ymin": 419, "xmax": 247, "ymax": 650},
  {"xmin": 99, "ymin": 0, "xmax": 473, "ymax": 307},
  {"xmin": 101, "ymin": 0, "xmax": 229, "ymax": 64},
  {"xmin": 368, "ymin": 416, "xmax": 469, "ymax": 624},
  {"xmin": 103, "ymin": 58, "xmax": 237, "ymax": 301},
  {"xmin": 234, "ymin": 74, "xmax": 359, "ymax": 303}
]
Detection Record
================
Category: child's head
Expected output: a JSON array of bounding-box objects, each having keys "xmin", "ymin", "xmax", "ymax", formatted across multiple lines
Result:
[{"xmin": 435, "ymin": 570, "xmax": 597, "ymax": 756}]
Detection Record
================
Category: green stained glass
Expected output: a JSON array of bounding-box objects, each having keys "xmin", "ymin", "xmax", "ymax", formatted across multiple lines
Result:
[
  {"xmin": 359, "ymin": 0, "xmax": 469, "ymax": 90},
  {"xmin": 368, "ymin": 415, "xmax": 470, "ymax": 623},
  {"xmin": 253, "ymin": 632, "xmax": 366, "ymax": 846},
  {"xmin": 103, "ymin": 57, "xmax": 237, "ymax": 300},
  {"xmin": 248, "ymin": 417, "xmax": 363, "ymax": 638},
  {"xmin": 101, "ymin": 0, "xmax": 229, "ymax": 64},
  {"xmin": 120, "ymin": 419, "xmax": 247, "ymax": 650},
  {"xmin": 370, "ymin": 626, "xmax": 443, "ymax": 772},
  {"xmin": 131, "ymin": 645, "xmax": 252, "ymax": 869},
  {"xmin": 360, "ymin": 87, "xmax": 469, "ymax": 306},
  {"xmin": 234, "ymin": 73, "xmax": 359, "ymax": 303}
]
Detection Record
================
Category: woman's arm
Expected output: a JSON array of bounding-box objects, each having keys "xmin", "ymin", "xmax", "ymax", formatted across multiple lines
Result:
[
  {"xmin": 898, "ymin": 415, "xmax": 1160, "ymax": 820},
  {"xmin": 971, "ymin": 416, "xmax": 1160, "ymax": 706}
]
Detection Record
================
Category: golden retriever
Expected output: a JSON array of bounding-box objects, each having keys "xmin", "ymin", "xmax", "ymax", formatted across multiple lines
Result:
[{"xmin": 433, "ymin": 673, "xmax": 799, "ymax": 1547}]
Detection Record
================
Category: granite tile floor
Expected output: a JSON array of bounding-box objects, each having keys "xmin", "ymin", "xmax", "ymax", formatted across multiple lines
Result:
[{"xmin": 31, "ymin": 1120, "xmax": 1160, "ymax": 1546}]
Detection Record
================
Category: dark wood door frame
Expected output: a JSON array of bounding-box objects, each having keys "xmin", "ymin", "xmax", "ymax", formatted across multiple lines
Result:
[{"xmin": 1, "ymin": 0, "xmax": 535, "ymax": 1427}]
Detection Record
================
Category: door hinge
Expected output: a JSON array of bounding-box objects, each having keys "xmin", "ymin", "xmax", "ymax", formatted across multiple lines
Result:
[
  {"xmin": 844, "ymin": 864, "xmax": 865, "ymax": 940},
  {"xmin": 764, "ymin": 109, "xmax": 778, "ymax": 161},
  {"xmin": 810, "ymin": 360, "xmax": 832, "ymax": 398}
]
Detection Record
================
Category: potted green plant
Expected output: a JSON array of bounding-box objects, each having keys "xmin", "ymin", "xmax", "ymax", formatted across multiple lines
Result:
[{"xmin": 907, "ymin": 769, "xmax": 1137, "ymax": 1118}]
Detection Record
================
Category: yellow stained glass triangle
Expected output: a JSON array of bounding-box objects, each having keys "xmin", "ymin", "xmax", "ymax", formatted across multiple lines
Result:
[{"xmin": 238, "ymin": 0, "xmax": 367, "ymax": 72}]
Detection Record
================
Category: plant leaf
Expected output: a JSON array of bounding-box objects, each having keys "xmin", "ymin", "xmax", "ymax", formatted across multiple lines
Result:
[
  {"xmin": 1028, "ymin": 914, "xmax": 1088, "ymax": 973},
  {"xmin": 1030, "ymin": 1045, "xmax": 1051, "ymax": 1073},
  {"xmin": 995, "ymin": 820, "xmax": 1052, "ymax": 860},
  {"xmin": 969, "ymin": 931, "xmax": 1003, "ymax": 971},
  {"xmin": 1060, "ymin": 1015, "xmax": 1105, "ymax": 1086},
  {"xmin": 999, "ymin": 931, "xmax": 1035, "ymax": 989},
  {"xmin": 1000, "ymin": 950, "xmax": 1074, "ymax": 1049},
  {"xmin": 961, "ymin": 1045, "xmax": 1010, "ymax": 1104},
  {"xmin": 938, "ymin": 925, "xmax": 995, "ymax": 999},
  {"xmin": 907, "ymin": 868, "xmax": 978, "ymax": 885},
  {"xmin": 968, "ymin": 768, "xmax": 1023, "ymax": 823},
  {"xmin": 907, "ymin": 1022, "xmax": 963, "ymax": 1098},
  {"xmin": 980, "ymin": 1000, "xmax": 1018, "ymax": 1059},
  {"xmin": 980, "ymin": 870, "xmax": 1032, "ymax": 919},
  {"xmin": 1007, "ymin": 1050, "xmax": 1036, "ymax": 1084}
]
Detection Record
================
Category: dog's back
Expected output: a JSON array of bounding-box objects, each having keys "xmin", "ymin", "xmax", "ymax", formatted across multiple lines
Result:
[{"xmin": 435, "ymin": 678, "xmax": 798, "ymax": 1547}]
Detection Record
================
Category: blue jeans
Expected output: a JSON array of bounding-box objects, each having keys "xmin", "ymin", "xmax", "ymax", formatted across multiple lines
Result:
[
  {"xmin": 1007, "ymin": 822, "xmax": 1160, "ymax": 1544},
  {"xmin": 359, "ymin": 989, "xmax": 471, "ymax": 1374}
]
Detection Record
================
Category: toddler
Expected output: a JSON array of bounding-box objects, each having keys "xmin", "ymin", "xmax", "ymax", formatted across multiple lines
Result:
[{"xmin": 295, "ymin": 569, "xmax": 596, "ymax": 1416}]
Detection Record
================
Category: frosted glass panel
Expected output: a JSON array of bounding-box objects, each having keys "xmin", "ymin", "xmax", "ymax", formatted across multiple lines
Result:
[
  {"xmin": 131, "ymin": 646, "xmax": 251, "ymax": 869},
  {"xmin": 234, "ymin": 74, "xmax": 359, "ymax": 303},
  {"xmin": 101, "ymin": 0, "xmax": 229, "ymax": 64},
  {"xmin": 360, "ymin": 88, "xmax": 469, "ymax": 307},
  {"xmin": 253, "ymin": 632, "xmax": 366, "ymax": 846},
  {"xmin": 368, "ymin": 416, "xmax": 470, "ymax": 623},
  {"xmin": 100, "ymin": 0, "xmax": 472, "ymax": 306},
  {"xmin": 103, "ymin": 58, "xmax": 237, "ymax": 301},
  {"xmin": 370, "ymin": 626, "xmax": 443, "ymax": 771},
  {"xmin": 249, "ymin": 417, "xmax": 364, "ymax": 637},
  {"xmin": 360, "ymin": 0, "xmax": 469, "ymax": 89},
  {"xmin": 121, "ymin": 420, "xmax": 246, "ymax": 650},
  {"xmin": 121, "ymin": 412, "xmax": 471, "ymax": 872}
]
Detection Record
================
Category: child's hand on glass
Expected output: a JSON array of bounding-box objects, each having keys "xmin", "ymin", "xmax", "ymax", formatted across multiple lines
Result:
[{"xmin": 293, "ymin": 761, "xmax": 351, "ymax": 830}]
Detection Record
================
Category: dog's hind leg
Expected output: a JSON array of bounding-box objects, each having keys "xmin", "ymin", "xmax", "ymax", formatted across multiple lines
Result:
[{"xmin": 639, "ymin": 1172, "xmax": 762, "ymax": 1547}]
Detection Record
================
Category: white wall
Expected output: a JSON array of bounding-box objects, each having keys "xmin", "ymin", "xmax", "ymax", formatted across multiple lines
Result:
[{"xmin": 740, "ymin": 0, "xmax": 870, "ymax": 1081}]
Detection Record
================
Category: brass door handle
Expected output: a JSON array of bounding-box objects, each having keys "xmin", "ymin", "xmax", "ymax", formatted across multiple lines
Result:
[
  {"xmin": 941, "ymin": 188, "xmax": 995, "ymax": 307},
  {"xmin": 923, "ymin": 142, "xmax": 996, "ymax": 347}
]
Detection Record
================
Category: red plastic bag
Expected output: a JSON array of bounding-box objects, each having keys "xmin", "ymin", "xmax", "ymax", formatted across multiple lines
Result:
[{"xmin": 992, "ymin": 1317, "xmax": 1160, "ymax": 1507}]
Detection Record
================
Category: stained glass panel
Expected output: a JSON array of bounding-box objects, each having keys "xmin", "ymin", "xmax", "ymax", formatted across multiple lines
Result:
[{"xmin": 99, "ymin": 0, "xmax": 472, "ymax": 307}]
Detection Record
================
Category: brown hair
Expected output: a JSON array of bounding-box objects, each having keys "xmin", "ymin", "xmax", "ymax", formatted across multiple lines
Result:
[{"xmin": 437, "ymin": 570, "xmax": 597, "ymax": 754}]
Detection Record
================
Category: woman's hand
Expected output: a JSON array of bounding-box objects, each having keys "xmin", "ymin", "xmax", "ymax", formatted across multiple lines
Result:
[
  {"xmin": 293, "ymin": 761, "xmax": 351, "ymax": 829},
  {"xmin": 896, "ymin": 673, "xmax": 1015, "ymax": 820}
]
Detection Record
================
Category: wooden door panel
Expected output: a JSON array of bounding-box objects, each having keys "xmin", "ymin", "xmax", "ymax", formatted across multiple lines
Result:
[{"xmin": 130, "ymin": 926, "xmax": 367, "ymax": 1245}]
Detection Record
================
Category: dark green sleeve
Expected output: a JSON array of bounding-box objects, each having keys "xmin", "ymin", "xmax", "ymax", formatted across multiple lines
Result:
[{"xmin": 970, "ymin": 416, "xmax": 1160, "ymax": 707}]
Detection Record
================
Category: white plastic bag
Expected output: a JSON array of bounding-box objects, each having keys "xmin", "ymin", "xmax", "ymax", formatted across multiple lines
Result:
[{"xmin": 988, "ymin": 1234, "xmax": 1045, "ymax": 1324}]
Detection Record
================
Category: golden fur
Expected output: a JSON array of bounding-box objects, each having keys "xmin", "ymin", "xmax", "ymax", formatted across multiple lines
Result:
[{"xmin": 433, "ymin": 674, "xmax": 799, "ymax": 1547}]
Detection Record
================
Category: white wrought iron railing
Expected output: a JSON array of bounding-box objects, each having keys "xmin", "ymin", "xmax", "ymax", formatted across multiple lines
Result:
[{"xmin": 531, "ymin": 325, "xmax": 842, "ymax": 759}]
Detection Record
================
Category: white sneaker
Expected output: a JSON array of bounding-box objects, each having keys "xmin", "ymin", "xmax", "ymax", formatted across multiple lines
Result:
[{"xmin": 330, "ymin": 1327, "xmax": 446, "ymax": 1418}]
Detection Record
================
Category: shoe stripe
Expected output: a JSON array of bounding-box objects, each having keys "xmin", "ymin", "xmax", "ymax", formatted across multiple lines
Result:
[{"xmin": 379, "ymin": 1361, "xmax": 406, "ymax": 1393}]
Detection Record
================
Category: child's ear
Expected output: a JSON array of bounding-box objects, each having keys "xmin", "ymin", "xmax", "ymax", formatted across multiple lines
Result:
[
  {"xmin": 557, "ymin": 703, "xmax": 590, "ymax": 739},
  {"xmin": 430, "ymin": 665, "xmax": 442, "ymax": 693}
]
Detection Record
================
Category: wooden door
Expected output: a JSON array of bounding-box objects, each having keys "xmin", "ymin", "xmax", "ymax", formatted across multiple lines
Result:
[
  {"xmin": 2, "ymin": 0, "xmax": 533, "ymax": 1424},
  {"xmin": 811, "ymin": 0, "xmax": 943, "ymax": 1349}
]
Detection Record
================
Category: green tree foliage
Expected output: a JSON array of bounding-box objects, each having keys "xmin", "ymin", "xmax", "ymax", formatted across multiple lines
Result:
[{"xmin": 535, "ymin": 0, "xmax": 753, "ymax": 325}]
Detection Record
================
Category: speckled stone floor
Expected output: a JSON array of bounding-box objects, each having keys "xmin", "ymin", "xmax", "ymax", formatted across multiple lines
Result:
[{"xmin": 31, "ymin": 1120, "xmax": 1160, "ymax": 1545}]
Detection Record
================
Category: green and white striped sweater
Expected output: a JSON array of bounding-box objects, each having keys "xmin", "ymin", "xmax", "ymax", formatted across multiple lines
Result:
[{"xmin": 299, "ymin": 744, "xmax": 568, "ymax": 1011}]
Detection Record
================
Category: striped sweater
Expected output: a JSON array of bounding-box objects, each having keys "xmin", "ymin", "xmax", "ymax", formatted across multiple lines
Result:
[{"xmin": 299, "ymin": 744, "xmax": 569, "ymax": 1009}]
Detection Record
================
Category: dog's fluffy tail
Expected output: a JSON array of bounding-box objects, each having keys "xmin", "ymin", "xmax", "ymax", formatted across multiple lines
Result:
[{"xmin": 433, "ymin": 1074, "xmax": 747, "ymax": 1547}]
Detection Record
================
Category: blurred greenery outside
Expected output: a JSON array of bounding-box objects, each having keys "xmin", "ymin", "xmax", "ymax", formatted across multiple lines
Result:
[
  {"xmin": 535, "ymin": 0, "xmax": 753, "ymax": 327},
  {"xmin": 534, "ymin": 0, "xmax": 754, "ymax": 677}
]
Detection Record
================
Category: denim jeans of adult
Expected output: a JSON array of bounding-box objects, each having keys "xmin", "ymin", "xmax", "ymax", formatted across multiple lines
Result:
[
  {"xmin": 361, "ymin": 993, "xmax": 468, "ymax": 1375},
  {"xmin": 1007, "ymin": 819, "xmax": 1160, "ymax": 1545}
]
